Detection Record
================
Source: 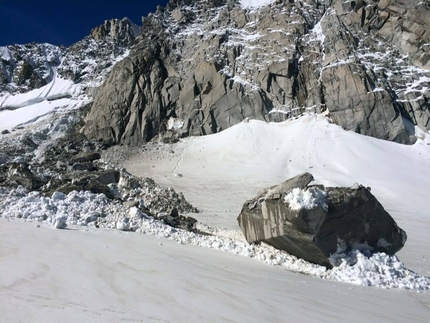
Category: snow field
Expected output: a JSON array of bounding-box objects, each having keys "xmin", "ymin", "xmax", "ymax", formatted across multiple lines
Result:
[
  {"xmin": 1, "ymin": 185, "xmax": 429, "ymax": 290},
  {"xmin": 0, "ymin": 75, "xmax": 82, "ymax": 109},
  {"xmin": 118, "ymin": 113, "xmax": 430, "ymax": 288},
  {"xmin": 0, "ymin": 75, "xmax": 89, "ymax": 132}
]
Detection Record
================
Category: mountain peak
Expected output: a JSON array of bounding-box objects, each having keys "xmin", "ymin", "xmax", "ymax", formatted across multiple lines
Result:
[{"xmin": 90, "ymin": 17, "xmax": 141, "ymax": 48}]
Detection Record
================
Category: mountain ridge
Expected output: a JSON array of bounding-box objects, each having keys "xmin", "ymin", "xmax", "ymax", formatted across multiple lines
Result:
[
  {"xmin": 1, "ymin": 0, "xmax": 429, "ymax": 145},
  {"xmin": 0, "ymin": 16, "xmax": 140, "ymax": 96},
  {"xmin": 83, "ymin": 0, "xmax": 430, "ymax": 145}
]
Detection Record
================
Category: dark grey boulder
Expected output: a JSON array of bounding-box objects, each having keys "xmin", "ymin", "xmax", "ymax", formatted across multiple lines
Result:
[
  {"xmin": 70, "ymin": 162, "xmax": 97, "ymax": 171},
  {"xmin": 8, "ymin": 163, "xmax": 44, "ymax": 190},
  {"xmin": 0, "ymin": 153, "xmax": 10, "ymax": 165},
  {"xmin": 55, "ymin": 180, "xmax": 114, "ymax": 200},
  {"xmin": 71, "ymin": 152, "xmax": 101, "ymax": 163},
  {"xmin": 44, "ymin": 170, "xmax": 117, "ymax": 199},
  {"xmin": 237, "ymin": 173, "xmax": 407, "ymax": 268},
  {"xmin": 95, "ymin": 170, "xmax": 120, "ymax": 185},
  {"xmin": 21, "ymin": 136, "xmax": 38, "ymax": 149},
  {"xmin": 84, "ymin": 180, "xmax": 114, "ymax": 199},
  {"xmin": 158, "ymin": 207, "xmax": 198, "ymax": 232}
]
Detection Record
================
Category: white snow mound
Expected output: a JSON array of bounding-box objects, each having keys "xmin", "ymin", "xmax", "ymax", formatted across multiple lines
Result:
[{"xmin": 284, "ymin": 187, "xmax": 328, "ymax": 210}]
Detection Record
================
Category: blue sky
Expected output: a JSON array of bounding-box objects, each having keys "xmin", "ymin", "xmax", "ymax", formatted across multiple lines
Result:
[{"xmin": 0, "ymin": 0, "xmax": 167, "ymax": 46}]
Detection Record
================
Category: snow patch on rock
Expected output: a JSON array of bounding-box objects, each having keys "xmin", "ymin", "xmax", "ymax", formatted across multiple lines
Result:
[
  {"xmin": 240, "ymin": 0, "xmax": 275, "ymax": 9},
  {"xmin": 167, "ymin": 117, "xmax": 185, "ymax": 130},
  {"xmin": 284, "ymin": 187, "xmax": 328, "ymax": 210}
]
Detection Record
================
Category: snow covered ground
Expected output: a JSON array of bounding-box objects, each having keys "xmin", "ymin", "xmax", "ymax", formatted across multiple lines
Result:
[
  {"xmin": 1, "ymin": 220, "xmax": 429, "ymax": 323},
  {"xmin": 0, "ymin": 75, "xmax": 89, "ymax": 132},
  {"xmin": 119, "ymin": 115, "xmax": 430, "ymax": 266},
  {"xmin": 2, "ymin": 114, "xmax": 430, "ymax": 321}
]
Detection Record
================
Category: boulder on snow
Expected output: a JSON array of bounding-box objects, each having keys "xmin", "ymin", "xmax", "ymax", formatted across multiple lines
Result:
[
  {"xmin": 237, "ymin": 173, "xmax": 407, "ymax": 268},
  {"xmin": 158, "ymin": 207, "xmax": 198, "ymax": 232}
]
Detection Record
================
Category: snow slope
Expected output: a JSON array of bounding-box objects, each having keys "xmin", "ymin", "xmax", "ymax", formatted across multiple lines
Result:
[
  {"xmin": 120, "ymin": 115, "xmax": 430, "ymax": 278},
  {"xmin": 2, "ymin": 114, "xmax": 430, "ymax": 321},
  {"xmin": 0, "ymin": 75, "xmax": 88, "ymax": 132},
  {"xmin": 1, "ymin": 220, "xmax": 429, "ymax": 323}
]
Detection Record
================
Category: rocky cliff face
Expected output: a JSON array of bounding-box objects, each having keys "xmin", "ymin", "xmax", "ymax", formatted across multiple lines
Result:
[
  {"xmin": 0, "ymin": 17, "xmax": 140, "ymax": 97},
  {"xmin": 58, "ymin": 17, "xmax": 140, "ymax": 89},
  {"xmin": 83, "ymin": 0, "xmax": 430, "ymax": 145}
]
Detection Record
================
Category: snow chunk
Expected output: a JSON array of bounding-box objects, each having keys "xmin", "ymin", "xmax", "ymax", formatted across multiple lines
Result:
[
  {"xmin": 167, "ymin": 117, "xmax": 185, "ymax": 130},
  {"xmin": 129, "ymin": 207, "xmax": 147, "ymax": 220},
  {"xmin": 53, "ymin": 216, "xmax": 67, "ymax": 229},
  {"xmin": 51, "ymin": 191, "xmax": 66, "ymax": 200},
  {"xmin": 328, "ymin": 250, "xmax": 430, "ymax": 290},
  {"xmin": 284, "ymin": 187, "xmax": 328, "ymax": 210}
]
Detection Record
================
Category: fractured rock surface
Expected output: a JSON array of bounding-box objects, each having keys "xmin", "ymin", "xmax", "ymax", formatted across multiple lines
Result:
[
  {"xmin": 237, "ymin": 172, "xmax": 407, "ymax": 268},
  {"xmin": 83, "ymin": 0, "xmax": 430, "ymax": 145}
]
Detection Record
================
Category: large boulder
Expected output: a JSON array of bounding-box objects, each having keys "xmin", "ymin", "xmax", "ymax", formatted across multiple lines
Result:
[
  {"xmin": 95, "ymin": 170, "xmax": 121, "ymax": 185},
  {"xmin": 8, "ymin": 163, "xmax": 45, "ymax": 190},
  {"xmin": 71, "ymin": 152, "xmax": 101, "ymax": 163},
  {"xmin": 45, "ymin": 170, "xmax": 116, "ymax": 199},
  {"xmin": 237, "ymin": 173, "xmax": 407, "ymax": 268}
]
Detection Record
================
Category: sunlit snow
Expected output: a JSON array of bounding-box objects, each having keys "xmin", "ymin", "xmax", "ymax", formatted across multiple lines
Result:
[
  {"xmin": 240, "ymin": 0, "xmax": 275, "ymax": 8},
  {"xmin": 0, "ymin": 75, "xmax": 88, "ymax": 131},
  {"xmin": 284, "ymin": 187, "xmax": 328, "ymax": 210}
]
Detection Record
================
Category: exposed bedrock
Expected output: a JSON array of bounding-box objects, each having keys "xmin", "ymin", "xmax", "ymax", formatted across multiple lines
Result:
[{"xmin": 82, "ymin": 0, "xmax": 430, "ymax": 145}]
